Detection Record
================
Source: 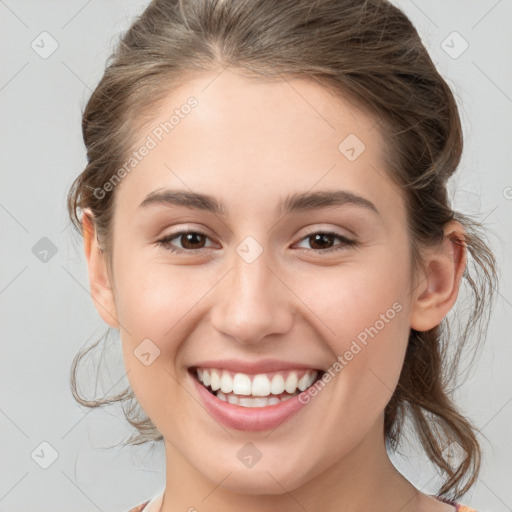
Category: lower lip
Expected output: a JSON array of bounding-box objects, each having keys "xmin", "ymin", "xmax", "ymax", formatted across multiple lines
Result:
[{"xmin": 189, "ymin": 370, "xmax": 316, "ymax": 431}]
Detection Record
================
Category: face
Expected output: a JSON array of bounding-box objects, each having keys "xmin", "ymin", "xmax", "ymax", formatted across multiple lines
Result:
[{"xmin": 88, "ymin": 68, "xmax": 426, "ymax": 494}]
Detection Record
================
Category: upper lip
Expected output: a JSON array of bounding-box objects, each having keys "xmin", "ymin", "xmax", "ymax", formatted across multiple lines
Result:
[{"xmin": 189, "ymin": 359, "xmax": 325, "ymax": 375}]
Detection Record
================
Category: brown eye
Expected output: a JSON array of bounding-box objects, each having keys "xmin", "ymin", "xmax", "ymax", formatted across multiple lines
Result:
[
  {"xmin": 157, "ymin": 230, "xmax": 214, "ymax": 254},
  {"xmin": 307, "ymin": 233, "xmax": 336, "ymax": 250},
  {"xmin": 295, "ymin": 231, "xmax": 356, "ymax": 253},
  {"xmin": 177, "ymin": 232, "xmax": 207, "ymax": 249}
]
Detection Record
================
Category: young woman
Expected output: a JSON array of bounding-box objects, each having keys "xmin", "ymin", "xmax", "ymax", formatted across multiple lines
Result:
[{"xmin": 67, "ymin": 1, "xmax": 497, "ymax": 511}]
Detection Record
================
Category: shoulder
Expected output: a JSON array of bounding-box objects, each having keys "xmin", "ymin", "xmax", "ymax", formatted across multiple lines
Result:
[
  {"xmin": 434, "ymin": 495, "xmax": 478, "ymax": 512},
  {"xmin": 456, "ymin": 505, "xmax": 478, "ymax": 512},
  {"xmin": 126, "ymin": 487, "xmax": 165, "ymax": 512},
  {"xmin": 125, "ymin": 500, "xmax": 150, "ymax": 512}
]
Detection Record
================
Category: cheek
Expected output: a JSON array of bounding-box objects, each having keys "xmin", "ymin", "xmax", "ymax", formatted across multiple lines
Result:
[
  {"xmin": 298, "ymin": 248, "xmax": 410, "ymax": 348},
  {"xmin": 114, "ymin": 261, "xmax": 191, "ymax": 425},
  {"xmin": 114, "ymin": 255, "xmax": 200, "ymax": 341},
  {"xmin": 294, "ymin": 249, "xmax": 412, "ymax": 414},
  {"xmin": 113, "ymin": 258, "xmax": 223, "ymax": 414}
]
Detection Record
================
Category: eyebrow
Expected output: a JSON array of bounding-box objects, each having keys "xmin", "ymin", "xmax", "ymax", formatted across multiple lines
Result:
[{"xmin": 139, "ymin": 188, "xmax": 379, "ymax": 216}]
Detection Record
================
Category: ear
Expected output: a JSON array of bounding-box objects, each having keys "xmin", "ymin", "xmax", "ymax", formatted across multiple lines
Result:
[
  {"xmin": 82, "ymin": 209, "xmax": 119, "ymax": 329},
  {"xmin": 410, "ymin": 220, "xmax": 467, "ymax": 332}
]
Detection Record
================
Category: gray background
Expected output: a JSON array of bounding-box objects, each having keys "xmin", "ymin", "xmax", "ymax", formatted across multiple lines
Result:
[{"xmin": 0, "ymin": 1, "xmax": 511, "ymax": 511}]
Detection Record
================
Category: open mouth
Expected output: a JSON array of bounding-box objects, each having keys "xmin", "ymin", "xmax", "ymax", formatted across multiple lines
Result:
[{"xmin": 189, "ymin": 367, "xmax": 325, "ymax": 408}]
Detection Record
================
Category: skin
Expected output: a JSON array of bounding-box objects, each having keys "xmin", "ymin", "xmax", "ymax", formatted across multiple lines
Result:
[{"xmin": 82, "ymin": 68, "xmax": 465, "ymax": 512}]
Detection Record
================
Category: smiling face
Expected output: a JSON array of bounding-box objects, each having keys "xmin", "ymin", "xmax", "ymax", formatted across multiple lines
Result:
[{"xmin": 84, "ymin": 68, "xmax": 436, "ymax": 498}]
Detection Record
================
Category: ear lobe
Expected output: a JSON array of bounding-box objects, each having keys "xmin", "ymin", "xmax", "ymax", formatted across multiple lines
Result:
[
  {"xmin": 82, "ymin": 209, "xmax": 119, "ymax": 329},
  {"xmin": 410, "ymin": 221, "xmax": 466, "ymax": 332}
]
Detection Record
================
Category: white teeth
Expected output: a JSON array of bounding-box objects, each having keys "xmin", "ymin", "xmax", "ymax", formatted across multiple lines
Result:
[
  {"xmin": 270, "ymin": 374, "xmax": 285, "ymax": 395},
  {"xmin": 220, "ymin": 371, "xmax": 233, "ymax": 393},
  {"xmin": 215, "ymin": 392, "xmax": 295, "ymax": 407},
  {"xmin": 251, "ymin": 374, "xmax": 271, "ymax": 396},
  {"xmin": 232, "ymin": 373, "xmax": 252, "ymax": 395},
  {"xmin": 285, "ymin": 372, "xmax": 299, "ymax": 394},
  {"xmin": 210, "ymin": 369, "xmax": 221, "ymax": 391},
  {"xmin": 298, "ymin": 373, "xmax": 312, "ymax": 391},
  {"xmin": 195, "ymin": 368, "xmax": 319, "ymax": 398},
  {"xmin": 240, "ymin": 396, "xmax": 263, "ymax": 407},
  {"xmin": 227, "ymin": 393, "xmax": 239, "ymax": 405}
]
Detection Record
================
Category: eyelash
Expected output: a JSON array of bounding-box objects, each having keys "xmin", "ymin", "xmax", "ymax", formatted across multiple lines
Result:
[{"xmin": 156, "ymin": 229, "xmax": 357, "ymax": 255}]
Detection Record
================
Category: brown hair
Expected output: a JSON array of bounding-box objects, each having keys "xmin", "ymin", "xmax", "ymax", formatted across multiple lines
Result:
[{"xmin": 67, "ymin": 0, "xmax": 498, "ymax": 500}]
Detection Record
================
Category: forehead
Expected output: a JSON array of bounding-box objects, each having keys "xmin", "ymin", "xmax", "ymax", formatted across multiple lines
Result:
[{"xmin": 114, "ymin": 68, "xmax": 404, "ymax": 221}]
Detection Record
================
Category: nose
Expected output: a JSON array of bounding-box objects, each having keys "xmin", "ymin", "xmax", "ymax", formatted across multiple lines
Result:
[{"xmin": 209, "ymin": 245, "xmax": 294, "ymax": 345}]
